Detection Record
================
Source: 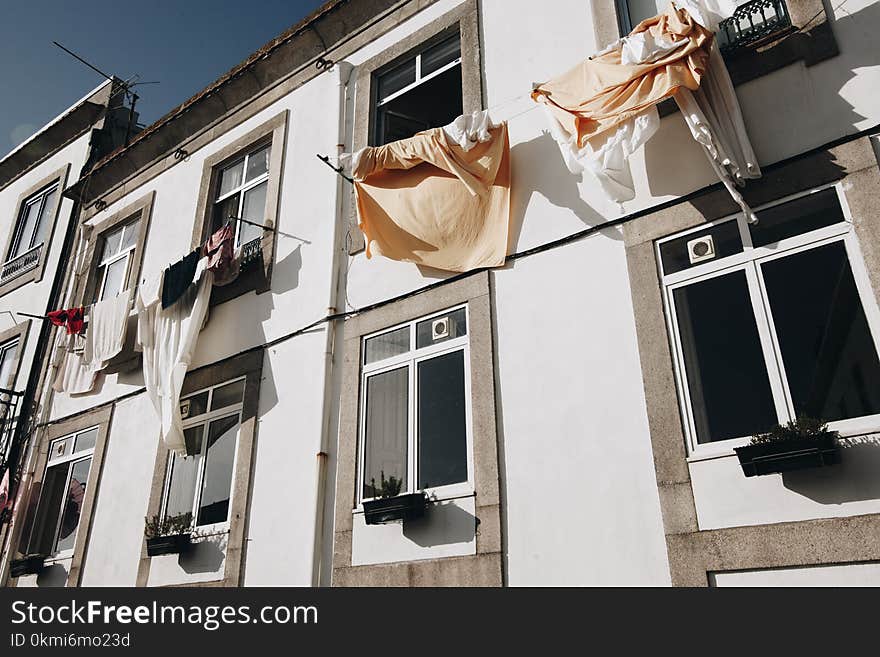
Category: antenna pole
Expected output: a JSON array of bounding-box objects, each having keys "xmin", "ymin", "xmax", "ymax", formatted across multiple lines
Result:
[{"xmin": 52, "ymin": 41, "xmax": 115, "ymax": 82}]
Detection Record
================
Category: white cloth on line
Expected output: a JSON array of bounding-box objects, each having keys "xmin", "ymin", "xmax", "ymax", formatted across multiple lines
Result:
[
  {"xmin": 53, "ymin": 333, "xmax": 96, "ymax": 395},
  {"xmin": 674, "ymin": 42, "xmax": 761, "ymax": 222},
  {"xmin": 136, "ymin": 269, "xmax": 213, "ymax": 455},
  {"xmin": 442, "ymin": 110, "xmax": 498, "ymax": 151},
  {"xmin": 83, "ymin": 288, "xmax": 133, "ymax": 369}
]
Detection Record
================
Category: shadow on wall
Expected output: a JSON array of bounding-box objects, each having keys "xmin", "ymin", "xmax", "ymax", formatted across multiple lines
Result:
[
  {"xmin": 643, "ymin": 0, "xmax": 879, "ymax": 200},
  {"xmin": 177, "ymin": 536, "xmax": 225, "ymax": 575},
  {"xmin": 782, "ymin": 435, "xmax": 880, "ymax": 504},
  {"xmin": 507, "ymin": 131, "xmax": 618, "ymax": 254},
  {"xmin": 401, "ymin": 499, "xmax": 476, "ymax": 548},
  {"xmin": 271, "ymin": 243, "xmax": 304, "ymax": 295}
]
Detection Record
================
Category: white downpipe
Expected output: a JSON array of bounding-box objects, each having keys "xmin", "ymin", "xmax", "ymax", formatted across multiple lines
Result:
[{"xmin": 311, "ymin": 60, "xmax": 354, "ymax": 587}]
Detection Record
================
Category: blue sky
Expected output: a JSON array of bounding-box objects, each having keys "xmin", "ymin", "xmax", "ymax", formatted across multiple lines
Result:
[{"xmin": 0, "ymin": 0, "xmax": 327, "ymax": 157}]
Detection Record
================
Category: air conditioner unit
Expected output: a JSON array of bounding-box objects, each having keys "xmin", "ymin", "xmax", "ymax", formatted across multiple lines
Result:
[
  {"xmin": 431, "ymin": 317, "xmax": 450, "ymax": 341},
  {"xmin": 687, "ymin": 235, "xmax": 716, "ymax": 264}
]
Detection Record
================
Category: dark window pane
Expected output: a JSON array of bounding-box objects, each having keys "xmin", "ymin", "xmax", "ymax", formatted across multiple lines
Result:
[
  {"xmin": 212, "ymin": 192, "xmax": 240, "ymax": 234},
  {"xmin": 28, "ymin": 464, "xmax": 68, "ymax": 555},
  {"xmin": 211, "ymin": 380, "xmax": 245, "ymax": 411},
  {"xmin": 416, "ymin": 307, "xmax": 467, "ymax": 348},
  {"xmin": 420, "ymin": 34, "xmax": 460, "ymax": 76},
  {"xmin": 750, "ymin": 188, "xmax": 844, "ymax": 247},
  {"xmin": 377, "ymin": 58, "xmax": 416, "ymax": 101},
  {"xmin": 197, "ymin": 415, "xmax": 239, "ymax": 526},
  {"xmin": 363, "ymin": 367, "xmax": 408, "ymax": 499},
  {"xmin": 245, "ymin": 145, "xmax": 271, "ymax": 182},
  {"xmin": 55, "ymin": 457, "xmax": 91, "ymax": 553},
  {"xmin": 659, "ymin": 220, "xmax": 742, "ymax": 275},
  {"xmin": 32, "ymin": 188, "xmax": 57, "ymax": 247},
  {"xmin": 673, "ymin": 271, "xmax": 778, "ymax": 443},
  {"xmin": 374, "ymin": 65, "xmax": 462, "ymax": 145},
  {"xmin": 365, "ymin": 326, "xmax": 409, "ymax": 364},
  {"xmin": 418, "ymin": 350, "xmax": 467, "ymax": 488},
  {"xmin": 166, "ymin": 426, "xmax": 203, "ymax": 520},
  {"xmin": 180, "ymin": 391, "xmax": 209, "ymax": 420},
  {"xmin": 762, "ymin": 241, "xmax": 880, "ymax": 421}
]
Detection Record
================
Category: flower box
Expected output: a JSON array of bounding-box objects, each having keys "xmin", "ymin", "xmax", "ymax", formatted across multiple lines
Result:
[
  {"xmin": 10, "ymin": 554, "xmax": 45, "ymax": 577},
  {"xmin": 734, "ymin": 435, "xmax": 840, "ymax": 477},
  {"xmin": 146, "ymin": 533, "xmax": 192, "ymax": 557},
  {"xmin": 363, "ymin": 492, "xmax": 428, "ymax": 525}
]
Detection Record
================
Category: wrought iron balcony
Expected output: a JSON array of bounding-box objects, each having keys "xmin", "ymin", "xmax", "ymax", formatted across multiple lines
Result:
[
  {"xmin": 240, "ymin": 237, "xmax": 263, "ymax": 266},
  {"xmin": 0, "ymin": 387, "xmax": 24, "ymax": 483},
  {"xmin": 0, "ymin": 243, "xmax": 43, "ymax": 284},
  {"xmin": 718, "ymin": 0, "xmax": 794, "ymax": 54}
]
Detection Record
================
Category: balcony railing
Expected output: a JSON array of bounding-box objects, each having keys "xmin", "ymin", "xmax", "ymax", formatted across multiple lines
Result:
[
  {"xmin": 0, "ymin": 243, "xmax": 43, "ymax": 284},
  {"xmin": 718, "ymin": 0, "xmax": 794, "ymax": 54},
  {"xmin": 240, "ymin": 237, "xmax": 263, "ymax": 266},
  {"xmin": 0, "ymin": 388, "xmax": 23, "ymax": 509}
]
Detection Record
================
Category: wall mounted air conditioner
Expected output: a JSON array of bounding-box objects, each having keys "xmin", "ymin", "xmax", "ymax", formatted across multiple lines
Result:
[{"xmin": 687, "ymin": 235, "xmax": 716, "ymax": 264}]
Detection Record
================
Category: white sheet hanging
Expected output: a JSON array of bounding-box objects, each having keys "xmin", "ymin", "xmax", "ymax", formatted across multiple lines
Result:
[
  {"xmin": 83, "ymin": 288, "xmax": 133, "ymax": 369},
  {"xmin": 442, "ymin": 110, "xmax": 498, "ymax": 152},
  {"xmin": 136, "ymin": 267, "xmax": 213, "ymax": 455},
  {"xmin": 53, "ymin": 333, "xmax": 96, "ymax": 395}
]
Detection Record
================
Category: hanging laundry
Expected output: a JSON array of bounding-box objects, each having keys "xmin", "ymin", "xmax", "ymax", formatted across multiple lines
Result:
[
  {"xmin": 0, "ymin": 467, "xmax": 10, "ymax": 513},
  {"xmin": 47, "ymin": 307, "xmax": 85, "ymax": 335},
  {"xmin": 53, "ymin": 333, "xmax": 97, "ymax": 395},
  {"xmin": 347, "ymin": 111, "xmax": 510, "ymax": 273},
  {"xmin": 137, "ymin": 266, "xmax": 213, "ymax": 455},
  {"xmin": 204, "ymin": 223, "xmax": 240, "ymax": 286},
  {"xmin": 83, "ymin": 288, "xmax": 133, "ymax": 369},
  {"xmin": 161, "ymin": 249, "xmax": 200, "ymax": 309}
]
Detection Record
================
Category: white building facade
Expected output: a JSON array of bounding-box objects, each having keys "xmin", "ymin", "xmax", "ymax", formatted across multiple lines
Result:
[{"xmin": 2, "ymin": 0, "xmax": 880, "ymax": 587}]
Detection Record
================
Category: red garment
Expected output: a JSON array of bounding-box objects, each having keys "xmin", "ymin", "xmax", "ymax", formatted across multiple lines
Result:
[
  {"xmin": 47, "ymin": 307, "xmax": 85, "ymax": 335},
  {"xmin": 203, "ymin": 223, "xmax": 239, "ymax": 286}
]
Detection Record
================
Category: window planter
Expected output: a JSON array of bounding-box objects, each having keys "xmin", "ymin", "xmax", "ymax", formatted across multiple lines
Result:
[
  {"xmin": 146, "ymin": 533, "xmax": 192, "ymax": 557},
  {"xmin": 10, "ymin": 554, "xmax": 46, "ymax": 577},
  {"xmin": 734, "ymin": 435, "xmax": 841, "ymax": 477},
  {"xmin": 363, "ymin": 492, "xmax": 428, "ymax": 525}
]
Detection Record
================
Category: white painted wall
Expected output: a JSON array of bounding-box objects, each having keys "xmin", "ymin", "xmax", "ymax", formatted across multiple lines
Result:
[{"xmin": 710, "ymin": 561, "xmax": 880, "ymax": 586}]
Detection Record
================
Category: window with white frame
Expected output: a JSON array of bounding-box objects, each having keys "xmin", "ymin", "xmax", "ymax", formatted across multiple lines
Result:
[
  {"xmin": 161, "ymin": 378, "xmax": 245, "ymax": 528},
  {"xmin": 372, "ymin": 31, "xmax": 462, "ymax": 146},
  {"xmin": 6, "ymin": 184, "xmax": 57, "ymax": 263},
  {"xmin": 0, "ymin": 339, "xmax": 19, "ymax": 389},
  {"xmin": 212, "ymin": 142, "xmax": 271, "ymax": 249},
  {"xmin": 93, "ymin": 217, "xmax": 140, "ymax": 303},
  {"xmin": 359, "ymin": 306, "xmax": 472, "ymax": 502},
  {"xmin": 658, "ymin": 185, "xmax": 880, "ymax": 452},
  {"xmin": 26, "ymin": 427, "xmax": 97, "ymax": 556}
]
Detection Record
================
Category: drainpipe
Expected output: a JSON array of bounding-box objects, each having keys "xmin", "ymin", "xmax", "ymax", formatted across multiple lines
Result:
[{"xmin": 311, "ymin": 60, "xmax": 354, "ymax": 587}]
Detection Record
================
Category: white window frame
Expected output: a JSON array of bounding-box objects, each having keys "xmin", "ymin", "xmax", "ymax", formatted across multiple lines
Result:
[
  {"xmin": 159, "ymin": 377, "xmax": 245, "ymax": 534},
  {"xmin": 657, "ymin": 182, "xmax": 880, "ymax": 461},
  {"xmin": 357, "ymin": 304, "xmax": 474, "ymax": 508},
  {"xmin": 375, "ymin": 34, "xmax": 462, "ymax": 107},
  {"xmin": 94, "ymin": 218, "xmax": 139, "ymax": 302},
  {"xmin": 212, "ymin": 143, "xmax": 271, "ymax": 248},
  {"xmin": 37, "ymin": 427, "xmax": 97, "ymax": 559},
  {"xmin": 0, "ymin": 339, "xmax": 19, "ymax": 389},
  {"xmin": 7, "ymin": 183, "xmax": 57, "ymax": 262}
]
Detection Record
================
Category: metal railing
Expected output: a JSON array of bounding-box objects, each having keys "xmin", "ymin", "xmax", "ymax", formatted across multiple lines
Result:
[
  {"xmin": 718, "ymin": 0, "xmax": 793, "ymax": 53},
  {"xmin": 240, "ymin": 237, "xmax": 263, "ymax": 265},
  {"xmin": 0, "ymin": 389, "xmax": 23, "ymax": 513},
  {"xmin": 0, "ymin": 243, "xmax": 43, "ymax": 284}
]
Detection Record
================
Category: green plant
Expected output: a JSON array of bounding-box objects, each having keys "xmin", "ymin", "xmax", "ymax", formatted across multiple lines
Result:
[
  {"xmin": 369, "ymin": 471, "xmax": 404, "ymax": 498},
  {"xmin": 144, "ymin": 512, "xmax": 194, "ymax": 540},
  {"xmin": 750, "ymin": 417, "xmax": 840, "ymax": 445}
]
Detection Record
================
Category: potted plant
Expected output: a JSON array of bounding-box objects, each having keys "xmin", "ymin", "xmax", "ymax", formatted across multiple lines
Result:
[
  {"xmin": 144, "ymin": 512, "xmax": 195, "ymax": 556},
  {"xmin": 362, "ymin": 472, "xmax": 428, "ymax": 525},
  {"xmin": 734, "ymin": 417, "xmax": 841, "ymax": 477},
  {"xmin": 10, "ymin": 554, "xmax": 46, "ymax": 577}
]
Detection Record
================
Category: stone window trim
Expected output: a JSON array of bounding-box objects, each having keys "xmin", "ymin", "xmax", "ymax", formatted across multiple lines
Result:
[
  {"xmin": 74, "ymin": 191, "xmax": 155, "ymax": 309},
  {"xmin": 332, "ymin": 271, "xmax": 502, "ymax": 587},
  {"xmin": 622, "ymin": 136, "xmax": 880, "ymax": 585},
  {"xmin": 11, "ymin": 404, "xmax": 113, "ymax": 587},
  {"xmin": 0, "ymin": 164, "xmax": 70, "ymax": 298},
  {"xmin": 190, "ymin": 110, "xmax": 288, "ymax": 304},
  {"xmin": 591, "ymin": 0, "xmax": 838, "ymax": 87},
  {"xmin": 347, "ymin": 0, "xmax": 484, "ymax": 254},
  {"xmin": 136, "ymin": 348, "xmax": 263, "ymax": 587},
  {"xmin": 0, "ymin": 319, "xmax": 31, "ymax": 391}
]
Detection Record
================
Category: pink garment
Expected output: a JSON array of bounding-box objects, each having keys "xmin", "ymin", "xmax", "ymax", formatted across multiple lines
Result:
[
  {"xmin": 203, "ymin": 224, "xmax": 239, "ymax": 286},
  {"xmin": 0, "ymin": 467, "xmax": 10, "ymax": 512}
]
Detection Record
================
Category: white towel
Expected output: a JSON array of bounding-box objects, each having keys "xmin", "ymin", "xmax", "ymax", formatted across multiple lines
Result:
[
  {"xmin": 53, "ymin": 333, "xmax": 96, "ymax": 395},
  {"xmin": 83, "ymin": 288, "xmax": 133, "ymax": 369}
]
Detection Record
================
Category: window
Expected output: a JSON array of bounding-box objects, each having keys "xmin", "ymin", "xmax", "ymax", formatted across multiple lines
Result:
[
  {"xmin": 211, "ymin": 142, "xmax": 271, "ymax": 249},
  {"xmin": 359, "ymin": 306, "xmax": 472, "ymax": 501},
  {"xmin": 372, "ymin": 31, "xmax": 462, "ymax": 145},
  {"xmin": 26, "ymin": 427, "xmax": 97, "ymax": 556},
  {"xmin": 0, "ymin": 339, "xmax": 19, "ymax": 389},
  {"xmin": 93, "ymin": 217, "xmax": 140, "ymax": 302},
  {"xmin": 2, "ymin": 184, "xmax": 57, "ymax": 284},
  {"xmin": 161, "ymin": 378, "xmax": 245, "ymax": 528},
  {"xmin": 659, "ymin": 185, "xmax": 880, "ymax": 452}
]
